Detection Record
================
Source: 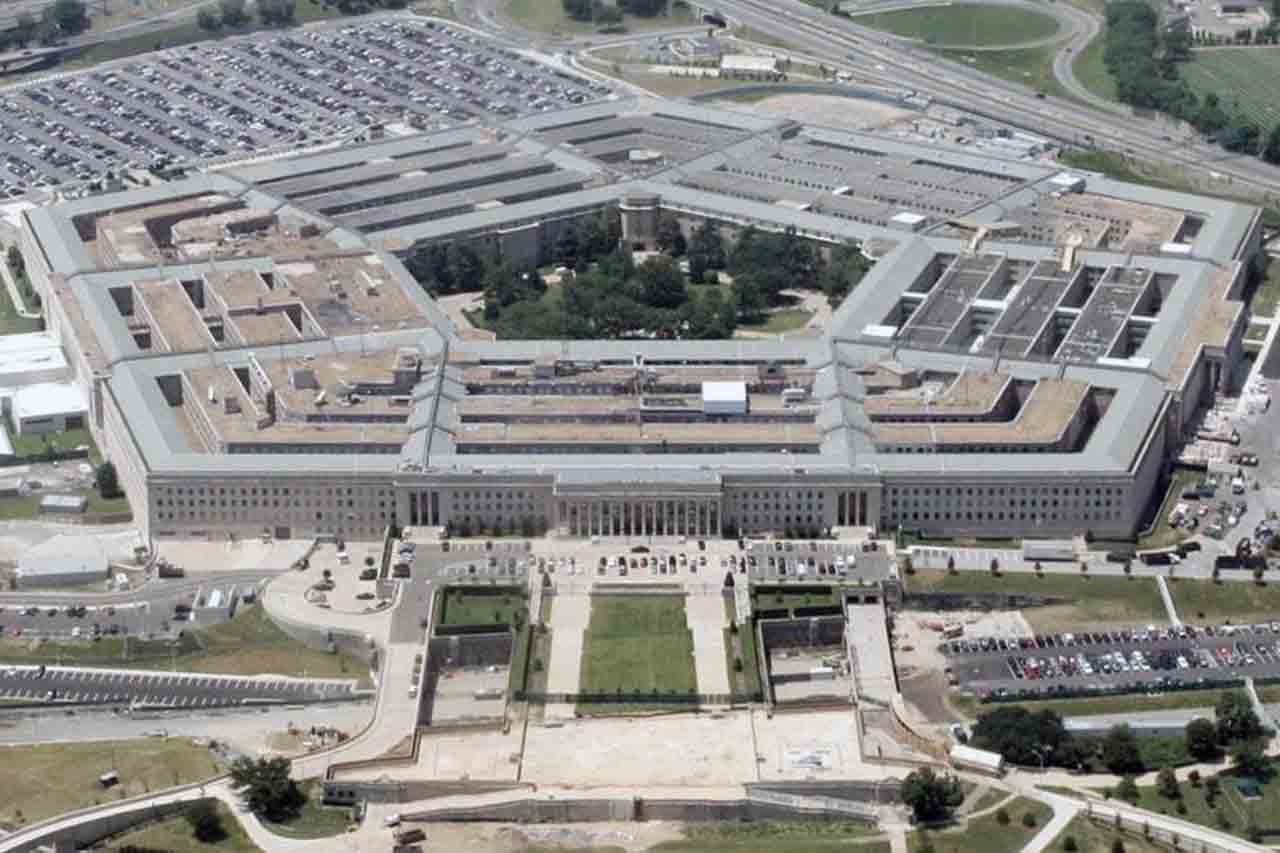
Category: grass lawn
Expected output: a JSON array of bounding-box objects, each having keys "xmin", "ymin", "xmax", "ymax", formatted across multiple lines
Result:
[
  {"xmin": 617, "ymin": 70, "xmax": 752, "ymax": 97},
  {"xmin": 906, "ymin": 571, "xmax": 1167, "ymax": 632},
  {"xmin": 654, "ymin": 821, "xmax": 886, "ymax": 851},
  {"xmin": 934, "ymin": 45, "xmax": 1070, "ymax": 100},
  {"xmin": 908, "ymin": 796, "xmax": 1052, "ymax": 853},
  {"xmin": 752, "ymin": 587, "xmax": 839, "ymax": 615},
  {"xmin": 1122, "ymin": 764, "xmax": 1280, "ymax": 842},
  {"xmin": 1183, "ymin": 49, "xmax": 1280, "ymax": 133},
  {"xmin": 850, "ymin": 4, "xmax": 1060, "ymax": 48},
  {"xmin": 724, "ymin": 598, "xmax": 763, "ymax": 700},
  {"xmin": 1169, "ymin": 578, "xmax": 1280, "ymax": 625},
  {"xmin": 1246, "ymin": 323, "xmax": 1269, "ymax": 342},
  {"xmin": 0, "ymin": 605, "xmax": 371, "ymax": 685},
  {"xmin": 0, "ymin": 738, "xmax": 221, "ymax": 826},
  {"xmin": 1137, "ymin": 468, "xmax": 1199, "ymax": 551},
  {"xmin": 737, "ymin": 308, "xmax": 812, "ymax": 334},
  {"xmin": 964, "ymin": 686, "xmax": 1230, "ymax": 719},
  {"xmin": 1043, "ymin": 813, "xmax": 1168, "ymax": 853},
  {"xmin": 578, "ymin": 595, "xmax": 696, "ymax": 713},
  {"xmin": 1071, "ymin": 32, "xmax": 1116, "ymax": 102},
  {"xmin": 105, "ymin": 802, "xmax": 260, "ymax": 852},
  {"xmin": 261, "ymin": 782, "xmax": 352, "ymax": 839},
  {"xmin": 0, "ymin": 272, "xmax": 43, "ymax": 336},
  {"xmin": 438, "ymin": 586, "xmax": 527, "ymax": 627},
  {"xmin": 502, "ymin": 0, "xmax": 694, "ymax": 35},
  {"xmin": 1250, "ymin": 257, "xmax": 1280, "ymax": 319}
]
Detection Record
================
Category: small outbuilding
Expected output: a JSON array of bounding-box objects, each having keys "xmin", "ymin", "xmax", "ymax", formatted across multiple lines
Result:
[
  {"xmin": 949, "ymin": 744, "xmax": 1005, "ymax": 776},
  {"xmin": 702, "ymin": 381, "xmax": 747, "ymax": 416}
]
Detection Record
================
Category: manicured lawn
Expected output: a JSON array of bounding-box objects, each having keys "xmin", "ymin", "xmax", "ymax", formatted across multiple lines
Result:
[
  {"xmin": 724, "ymin": 598, "xmax": 763, "ymax": 700},
  {"xmin": 967, "ymin": 686, "xmax": 1230, "ymax": 719},
  {"xmin": 0, "ymin": 605, "xmax": 371, "ymax": 685},
  {"xmin": 851, "ymin": 5, "xmax": 1060, "ymax": 48},
  {"xmin": 737, "ymin": 308, "xmax": 812, "ymax": 334},
  {"xmin": 105, "ymin": 802, "xmax": 260, "ymax": 852},
  {"xmin": 261, "ymin": 781, "xmax": 352, "ymax": 839},
  {"xmin": 0, "ymin": 738, "xmax": 222, "ymax": 826},
  {"xmin": 438, "ymin": 586, "xmax": 527, "ymax": 627},
  {"xmin": 578, "ymin": 595, "xmax": 696, "ymax": 713},
  {"xmin": 7, "ymin": 426, "xmax": 96, "ymax": 460},
  {"xmin": 752, "ymin": 587, "xmax": 839, "ymax": 615},
  {"xmin": 1184, "ymin": 49, "xmax": 1280, "ymax": 132},
  {"xmin": 654, "ymin": 820, "xmax": 885, "ymax": 851},
  {"xmin": 502, "ymin": 0, "xmax": 693, "ymax": 35},
  {"xmin": 1246, "ymin": 323, "xmax": 1269, "ymax": 342},
  {"xmin": 0, "ymin": 271, "xmax": 43, "ymax": 336},
  {"xmin": 934, "ymin": 45, "xmax": 1071, "ymax": 100},
  {"xmin": 1043, "ymin": 813, "xmax": 1168, "ymax": 853},
  {"xmin": 1123, "ymin": 763, "xmax": 1280, "ymax": 842},
  {"xmin": 1170, "ymin": 578, "xmax": 1280, "ymax": 625},
  {"xmin": 906, "ymin": 571, "xmax": 1167, "ymax": 632},
  {"xmin": 908, "ymin": 796, "xmax": 1051, "ymax": 853}
]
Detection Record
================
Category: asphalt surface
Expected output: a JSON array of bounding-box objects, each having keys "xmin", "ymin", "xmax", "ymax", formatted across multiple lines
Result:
[
  {"xmin": 0, "ymin": 664, "xmax": 363, "ymax": 708},
  {"xmin": 0, "ymin": 572, "xmax": 272, "ymax": 641},
  {"xmin": 949, "ymin": 622, "xmax": 1280, "ymax": 698}
]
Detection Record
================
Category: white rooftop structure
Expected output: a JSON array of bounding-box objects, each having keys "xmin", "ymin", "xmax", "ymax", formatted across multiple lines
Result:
[
  {"xmin": 0, "ymin": 332, "xmax": 69, "ymax": 388},
  {"xmin": 949, "ymin": 744, "xmax": 1005, "ymax": 775},
  {"xmin": 720, "ymin": 54, "xmax": 779, "ymax": 74},
  {"xmin": 9, "ymin": 382, "xmax": 88, "ymax": 434},
  {"xmin": 702, "ymin": 381, "xmax": 747, "ymax": 416}
]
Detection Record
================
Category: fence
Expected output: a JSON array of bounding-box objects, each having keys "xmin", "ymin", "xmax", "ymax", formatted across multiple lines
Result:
[{"xmin": 1082, "ymin": 800, "xmax": 1267, "ymax": 853}]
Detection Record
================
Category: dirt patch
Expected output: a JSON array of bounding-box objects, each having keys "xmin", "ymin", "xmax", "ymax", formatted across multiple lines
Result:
[
  {"xmin": 421, "ymin": 821, "xmax": 686, "ymax": 852},
  {"xmin": 729, "ymin": 93, "xmax": 915, "ymax": 131},
  {"xmin": 899, "ymin": 668, "xmax": 958, "ymax": 726}
]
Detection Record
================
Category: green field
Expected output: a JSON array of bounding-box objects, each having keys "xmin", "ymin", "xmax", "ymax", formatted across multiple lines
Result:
[
  {"xmin": 438, "ymin": 587, "xmax": 527, "ymax": 627},
  {"xmin": 261, "ymin": 781, "xmax": 352, "ymax": 840},
  {"xmin": 1124, "ymin": 762, "xmax": 1280, "ymax": 841},
  {"xmin": 852, "ymin": 4, "xmax": 1060, "ymax": 48},
  {"xmin": 502, "ymin": 0, "xmax": 694, "ymax": 35},
  {"xmin": 0, "ymin": 271, "xmax": 43, "ymax": 336},
  {"xmin": 654, "ymin": 821, "xmax": 886, "ymax": 851},
  {"xmin": 1251, "ymin": 257, "xmax": 1280, "ymax": 318},
  {"xmin": 1072, "ymin": 32, "xmax": 1116, "ymax": 102},
  {"xmin": 0, "ymin": 605, "xmax": 370, "ymax": 684},
  {"xmin": 906, "ymin": 570, "xmax": 1167, "ymax": 632},
  {"xmin": 737, "ymin": 308, "xmax": 813, "ymax": 334},
  {"xmin": 1170, "ymin": 578, "xmax": 1280, "ymax": 625},
  {"xmin": 964, "ymin": 686, "xmax": 1228, "ymax": 720},
  {"xmin": 1184, "ymin": 49, "xmax": 1280, "ymax": 131},
  {"xmin": 0, "ymin": 739, "xmax": 222, "ymax": 826},
  {"xmin": 578, "ymin": 595, "xmax": 697, "ymax": 713},
  {"xmin": 908, "ymin": 797, "xmax": 1052, "ymax": 853},
  {"xmin": 936, "ymin": 45, "xmax": 1070, "ymax": 100},
  {"xmin": 106, "ymin": 802, "xmax": 260, "ymax": 852}
]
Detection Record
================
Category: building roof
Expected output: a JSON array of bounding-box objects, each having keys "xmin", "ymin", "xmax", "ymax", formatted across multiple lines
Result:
[{"xmin": 13, "ymin": 383, "xmax": 87, "ymax": 420}]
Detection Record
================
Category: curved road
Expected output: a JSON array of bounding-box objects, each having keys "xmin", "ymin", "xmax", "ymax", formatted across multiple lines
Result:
[{"xmin": 844, "ymin": 0, "xmax": 1077, "ymax": 53}]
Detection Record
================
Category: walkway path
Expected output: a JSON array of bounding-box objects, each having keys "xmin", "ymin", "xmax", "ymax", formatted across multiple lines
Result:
[
  {"xmin": 1022, "ymin": 791, "xmax": 1081, "ymax": 853},
  {"xmin": 544, "ymin": 589, "xmax": 590, "ymax": 719},
  {"xmin": 686, "ymin": 590, "xmax": 731, "ymax": 699},
  {"xmin": 1156, "ymin": 574, "xmax": 1181, "ymax": 627}
]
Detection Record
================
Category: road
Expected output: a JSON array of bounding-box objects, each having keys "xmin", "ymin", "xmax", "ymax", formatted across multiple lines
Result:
[{"xmin": 709, "ymin": 0, "xmax": 1280, "ymax": 201}]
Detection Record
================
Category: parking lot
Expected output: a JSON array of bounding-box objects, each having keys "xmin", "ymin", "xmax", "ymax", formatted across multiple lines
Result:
[
  {"xmin": 0, "ymin": 17, "xmax": 610, "ymax": 200},
  {"xmin": 947, "ymin": 621, "xmax": 1280, "ymax": 700},
  {"xmin": 0, "ymin": 577, "xmax": 261, "ymax": 642},
  {"xmin": 0, "ymin": 664, "xmax": 363, "ymax": 708}
]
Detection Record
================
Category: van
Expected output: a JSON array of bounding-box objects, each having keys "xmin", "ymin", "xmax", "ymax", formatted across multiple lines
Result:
[{"xmin": 383, "ymin": 813, "xmax": 402, "ymax": 828}]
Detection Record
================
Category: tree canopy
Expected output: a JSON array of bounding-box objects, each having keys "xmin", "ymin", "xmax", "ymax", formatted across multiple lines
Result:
[
  {"xmin": 229, "ymin": 756, "xmax": 304, "ymax": 822},
  {"xmin": 971, "ymin": 706, "xmax": 1076, "ymax": 767},
  {"xmin": 900, "ymin": 768, "xmax": 965, "ymax": 822}
]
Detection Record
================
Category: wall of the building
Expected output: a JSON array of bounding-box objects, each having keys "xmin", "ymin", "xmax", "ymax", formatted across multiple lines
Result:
[{"xmin": 100, "ymin": 380, "xmax": 152, "ymax": 539}]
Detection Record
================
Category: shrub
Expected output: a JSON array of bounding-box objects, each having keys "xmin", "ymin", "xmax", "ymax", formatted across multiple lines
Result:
[
  {"xmin": 1062, "ymin": 837, "xmax": 1078, "ymax": 853},
  {"xmin": 996, "ymin": 808, "xmax": 1011, "ymax": 825},
  {"xmin": 1021, "ymin": 811, "xmax": 1038, "ymax": 828}
]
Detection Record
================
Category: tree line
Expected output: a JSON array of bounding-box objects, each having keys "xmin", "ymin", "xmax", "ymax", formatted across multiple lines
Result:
[
  {"xmin": 0, "ymin": 0, "xmax": 88, "ymax": 50},
  {"xmin": 1103, "ymin": 1, "xmax": 1280, "ymax": 163},
  {"xmin": 198, "ymin": 0, "xmax": 410, "ymax": 32},
  {"xmin": 403, "ymin": 210, "xmax": 872, "ymax": 340},
  {"xmin": 562, "ymin": 0, "xmax": 672, "ymax": 28}
]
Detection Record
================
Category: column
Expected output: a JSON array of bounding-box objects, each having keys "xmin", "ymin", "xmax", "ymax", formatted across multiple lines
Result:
[{"xmin": 858, "ymin": 491, "xmax": 868, "ymax": 526}]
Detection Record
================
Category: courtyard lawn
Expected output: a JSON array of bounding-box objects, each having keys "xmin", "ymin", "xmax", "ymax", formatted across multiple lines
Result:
[
  {"xmin": 0, "ymin": 739, "xmax": 222, "ymax": 826},
  {"xmin": 578, "ymin": 595, "xmax": 697, "ymax": 714},
  {"xmin": 438, "ymin": 586, "xmax": 528, "ymax": 627},
  {"xmin": 907, "ymin": 797, "xmax": 1052, "ymax": 853},
  {"xmin": 1183, "ymin": 49, "xmax": 1280, "ymax": 132},
  {"xmin": 1169, "ymin": 578, "xmax": 1280, "ymax": 625},
  {"xmin": 0, "ymin": 274, "xmax": 43, "ymax": 336},
  {"xmin": 850, "ymin": 5, "xmax": 1060, "ymax": 48},
  {"xmin": 1250, "ymin": 257, "xmax": 1280, "ymax": 319},
  {"xmin": 261, "ymin": 781, "xmax": 352, "ymax": 840},
  {"xmin": 906, "ymin": 570, "xmax": 1167, "ymax": 632}
]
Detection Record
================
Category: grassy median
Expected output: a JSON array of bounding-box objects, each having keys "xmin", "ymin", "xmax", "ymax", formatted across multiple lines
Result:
[{"xmin": 105, "ymin": 802, "xmax": 259, "ymax": 852}]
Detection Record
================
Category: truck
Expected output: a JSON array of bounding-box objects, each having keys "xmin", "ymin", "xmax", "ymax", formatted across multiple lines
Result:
[{"xmin": 393, "ymin": 828, "xmax": 426, "ymax": 845}]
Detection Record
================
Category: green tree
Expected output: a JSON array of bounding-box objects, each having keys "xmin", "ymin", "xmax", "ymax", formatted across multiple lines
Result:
[
  {"xmin": 971, "ymin": 706, "xmax": 1076, "ymax": 767},
  {"xmin": 1156, "ymin": 766, "xmax": 1180, "ymax": 799},
  {"xmin": 655, "ymin": 214, "xmax": 687, "ymax": 256},
  {"xmin": 228, "ymin": 756, "xmax": 304, "ymax": 822},
  {"xmin": 13, "ymin": 13, "xmax": 37, "ymax": 46},
  {"xmin": 1115, "ymin": 775, "xmax": 1140, "ymax": 803},
  {"xmin": 594, "ymin": 3, "xmax": 623, "ymax": 25},
  {"xmin": 218, "ymin": 0, "xmax": 250, "ymax": 27},
  {"xmin": 1262, "ymin": 123, "xmax": 1280, "ymax": 165},
  {"xmin": 184, "ymin": 801, "xmax": 226, "ymax": 843},
  {"xmin": 1215, "ymin": 690, "xmax": 1263, "ymax": 744},
  {"xmin": 1101, "ymin": 724, "xmax": 1144, "ymax": 775},
  {"xmin": 1185, "ymin": 717, "xmax": 1219, "ymax": 761},
  {"xmin": 1232, "ymin": 741, "xmax": 1270, "ymax": 778},
  {"xmin": 636, "ymin": 256, "xmax": 687, "ymax": 309},
  {"xmin": 95, "ymin": 461, "xmax": 122, "ymax": 500},
  {"xmin": 688, "ymin": 220, "xmax": 726, "ymax": 270},
  {"xmin": 197, "ymin": 7, "xmax": 223, "ymax": 30},
  {"xmin": 51, "ymin": 0, "xmax": 88, "ymax": 35},
  {"xmin": 900, "ymin": 768, "xmax": 964, "ymax": 822}
]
